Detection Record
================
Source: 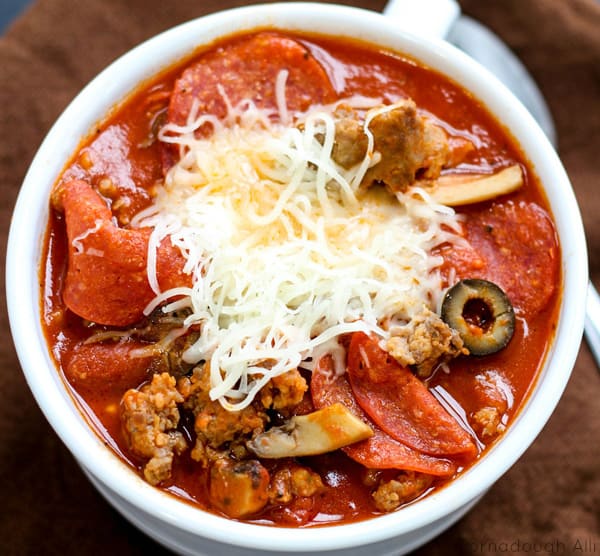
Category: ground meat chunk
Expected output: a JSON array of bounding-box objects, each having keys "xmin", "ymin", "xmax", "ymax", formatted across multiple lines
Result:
[
  {"xmin": 468, "ymin": 370, "xmax": 510, "ymax": 439},
  {"xmin": 471, "ymin": 406, "xmax": 506, "ymax": 439},
  {"xmin": 178, "ymin": 366, "xmax": 268, "ymax": 465},
  {"xmin": 259, "ymin": 369, "xmax": 308, "ymax": 412},
  {"xmin": 268, "ymin": 464, "xmax": 325, "ymax": 504},
  {"xmin": 120, "ymin": 372, "xmax": 187, "ymax": 485},
  {"xmin": 364, "ymin": 102, "xmax": 449, "ymax": 192},
  {"xmin": 331, "ymin": 107, "xmax": 369, "ymax": 169},
  {"xmin": 372, "ymin": 471, "xmax": 434, "ymax": 512},
  {"xmin": 386, "ymin": 308, "xmax": 468, "ymax": 377},
  {"xmin": 331, "ymin": 101, "xmax": 449, "ymax": 193},
  {"xmin": 420, "ymin": 120, "xmax": 450, "ymax": 179}
]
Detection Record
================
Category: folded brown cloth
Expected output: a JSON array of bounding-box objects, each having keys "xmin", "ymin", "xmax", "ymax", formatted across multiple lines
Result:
[{"xmin": 1, "ymin": 1, "xmax": 598, "ymax": 554}]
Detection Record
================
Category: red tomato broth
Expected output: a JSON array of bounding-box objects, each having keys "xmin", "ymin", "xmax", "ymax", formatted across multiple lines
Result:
[{"xmin": 40, "ymin": 30, "xmax": 561, "ymax": 527}]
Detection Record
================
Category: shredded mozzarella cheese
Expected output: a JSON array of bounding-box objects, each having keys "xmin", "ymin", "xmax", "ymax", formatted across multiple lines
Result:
[{"xmin": 132, "ymin": 78, "xmax": 463, "ymax": 410}]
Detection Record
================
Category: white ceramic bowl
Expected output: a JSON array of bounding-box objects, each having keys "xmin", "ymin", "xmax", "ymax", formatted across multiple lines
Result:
[{"xmin": 6, "ymin": 3, "xmax": 588, "ymax": 555}]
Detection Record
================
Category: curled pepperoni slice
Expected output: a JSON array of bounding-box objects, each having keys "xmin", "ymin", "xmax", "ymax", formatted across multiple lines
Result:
[
  {"xmin": 63, "ymin": 340, "xmax": 153, "ymax": 393},
  {"xmin": 57, "ymin": 179, "xmax": 189, "ymax": 326},
  {"xmin": 440, "ymin": 200, "xmax": 559, "ymax": 315},
  {"xmin": 346, "ymin": 333, "xmax": 477, "ymax": 458},
  {"xmin": 311, "ymin": 356, "xmax": 457, "ymax": 476},
  {"xmin": 163, "ymin": 32, "xmax": 336, "ymax": 170}
]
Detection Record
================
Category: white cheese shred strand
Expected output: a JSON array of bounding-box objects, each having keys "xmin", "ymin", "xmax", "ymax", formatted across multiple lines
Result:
[{"xmin": 134, "ymin": 76, "xmax": 463, "ymax": 410}]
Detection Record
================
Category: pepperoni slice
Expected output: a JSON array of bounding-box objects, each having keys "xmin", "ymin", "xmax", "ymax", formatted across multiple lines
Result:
[
  {"xmin": 346, "ymin": 333, "xmax": 477, "ymax": 458},
  {"xmin": 163, "ymin": 32, "xmax": 336, "ymax": 170},
  {"xmin": 63, "ymin": 340, "xmax": 153, "ymax": 393},
  {"xmin": 464, "ymin": 201, "xmax": 558, "ymax": 314},
  {"xmin": 441, "ymin": 200, "xmax": 559, "ymax": 315},
  {"xmin": 311, "ymin": 356, "xmax": 457, "ymax": 476},
  {"xmin": 58, "ymin": 179, "xmax": 189, "ymax": 326}
]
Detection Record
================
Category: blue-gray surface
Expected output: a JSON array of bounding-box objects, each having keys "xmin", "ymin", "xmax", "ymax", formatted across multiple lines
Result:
[{"xmin": 0, "ymin": 0, "xmax": 33, "ymax": 34}]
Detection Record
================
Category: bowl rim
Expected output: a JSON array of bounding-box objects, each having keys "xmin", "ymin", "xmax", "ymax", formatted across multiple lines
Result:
[{"xmin": 6, "ymin": 2, "xmax": 588, "ymax": 552}]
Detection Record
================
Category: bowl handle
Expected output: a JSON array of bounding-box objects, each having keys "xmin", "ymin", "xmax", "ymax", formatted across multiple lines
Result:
[{"xmin": 382, "ymin": 0, "xmax": 460, "ymax": 39}]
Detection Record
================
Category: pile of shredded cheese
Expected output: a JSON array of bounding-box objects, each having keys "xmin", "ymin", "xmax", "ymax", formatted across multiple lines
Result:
[{"xmin": 131, "ymin": 76, "xmax": 463, "ymax": 410}]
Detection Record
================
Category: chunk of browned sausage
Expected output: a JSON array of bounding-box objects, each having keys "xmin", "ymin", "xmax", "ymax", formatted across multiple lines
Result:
[{"xmin": 209, "ymin": 458, "xmax": 270, "ymax": 519}]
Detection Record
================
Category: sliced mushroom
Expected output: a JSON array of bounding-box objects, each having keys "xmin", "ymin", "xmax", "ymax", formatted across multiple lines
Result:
[
  {"xmin": 247, "ymin": 403, "xmax": 373, "ymax": 458},
  {"xmin": 427, "ymin": 164, "xmax": 523, "ymax": 206}
]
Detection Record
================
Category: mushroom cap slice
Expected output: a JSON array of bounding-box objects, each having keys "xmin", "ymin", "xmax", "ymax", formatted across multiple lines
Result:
[
  {"xmin": 247, "ymin": 402, "xmax": 373, "ymax": 458},
  {"xmin": 427, "ymin": 164, "xmax": 523, "ymax": 206}
]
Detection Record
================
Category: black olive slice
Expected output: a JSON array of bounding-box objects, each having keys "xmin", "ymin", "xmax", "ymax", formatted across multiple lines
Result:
[{"xmin": 441, "ymin": 279, "xmax": 515, "ymax": 356}]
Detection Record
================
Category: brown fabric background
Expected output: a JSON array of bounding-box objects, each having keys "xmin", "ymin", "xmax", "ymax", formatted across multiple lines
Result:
[{"xmin": 0, "ymin": 1, "xmax": 598, "ymax": 554}]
